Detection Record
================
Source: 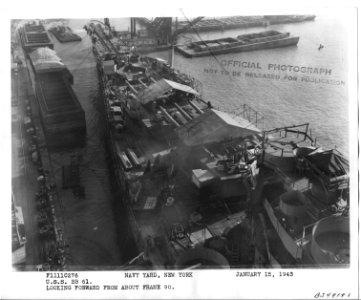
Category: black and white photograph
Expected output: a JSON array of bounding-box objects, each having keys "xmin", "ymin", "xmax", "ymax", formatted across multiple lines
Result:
[{"xmin": 2, "ymin": 2, "xmax": 359, "ymax": 299}]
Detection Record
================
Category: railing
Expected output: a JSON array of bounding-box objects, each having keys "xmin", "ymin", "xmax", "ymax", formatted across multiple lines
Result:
[
  {"xmin": 236, "ymin": 103, "xmax": 265, "ymax": 130},
  {"xmin": 263, "ymin": 123, "xmax": 313, "ymax": 143},
  {"xmin": 299, "ymin": 222, "xmax": 317, "ymax": 245}
]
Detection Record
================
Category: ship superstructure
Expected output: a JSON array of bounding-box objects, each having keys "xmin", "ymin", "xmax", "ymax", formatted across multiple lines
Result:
[
  {"xmin": 90, "ymin": 21, "xmax": 268, "ymax": 268},
  {"xmin": 261, "ymin": 125, "xmax": 349, "ymax": 266}
]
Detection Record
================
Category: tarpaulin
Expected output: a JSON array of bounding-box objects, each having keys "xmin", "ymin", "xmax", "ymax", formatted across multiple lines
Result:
[
  {"xmin": 29, "ymin": 47, "xmax": 65, "ymax": 73},
  {"xmin": 137, "ymin": 79, "xmax": 199, "ymax": 104},
  {"xmin": 176, "ymin": 109, "xmax": 260, "ymax": 146},
  {"xmin": 306, "ymin": 149, "xmax": 349, "ymax": 176}
]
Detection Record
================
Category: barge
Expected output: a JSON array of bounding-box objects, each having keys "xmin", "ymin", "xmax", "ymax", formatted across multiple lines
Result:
[
  {"xmin": 175, "ymin": 30, "xmax": 300, "ymax": 58},
  {"xmin": 18, "ymin": 21, "xmax": 86, "ymax": 148},
  {"xmin": 177, "ymin": 16, "xmax": 267, "ymax": 32},
  {"xmin": 176, "ymin": 15, "xmax": 316, "ymax": 33},
  {"xmin": 28, "ymin": 47, "xmax": 86, "ymax": 148},
  {"xmin": 19, "ymin": 22, "xmax": 53, "ymax": 53},
  {"xmin": 265, "ymin": 15, "xmax": 316, "ymax": 25},
  {"xmin": 48, "ymin": 25, "xmax": 82, "ymax": 43}
]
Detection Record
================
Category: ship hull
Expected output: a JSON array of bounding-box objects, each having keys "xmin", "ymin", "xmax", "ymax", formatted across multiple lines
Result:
[
  {"xmin": 95, "ymin": 61, "xmax": 143, "ymax": 259},
  {"xmin": 263, "ymin": 198, "xmax": 304, "ymax": 260},
  {"xmin": 34, "ymin": 74, "xmax": 86, "ymax": 148}
]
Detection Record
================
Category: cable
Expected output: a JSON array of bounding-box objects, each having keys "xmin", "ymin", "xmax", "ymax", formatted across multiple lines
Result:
[
  {"xmin": 179, "ymin": 9, "xmax": 234, "ymax": 81},
  {"xmin": 56, "ymin": 32, "xmax": 89, "ymax": 56},
  {"xmin": 68, "ymin": 46, "xmax": 93, "ymax": 77},
  {"xmin": 177, "ymin": 11, "xmax": 270, "ymax": 131}
]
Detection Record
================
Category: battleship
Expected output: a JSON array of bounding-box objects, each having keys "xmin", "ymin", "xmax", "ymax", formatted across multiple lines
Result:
[
  {"xmin": 11, "ymin": 17, "xmax": 350, "ymax": 271},
  {"xmin": 87, "ymin": 19, "xmax": 350, "ymax": 269}
]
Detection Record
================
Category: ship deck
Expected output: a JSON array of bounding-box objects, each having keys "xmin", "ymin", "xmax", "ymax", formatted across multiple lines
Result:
[
  {"xmin": 263, "ymin": 165, "xmax": 345, "ymax": 244},
  {"xmin": 109, "ymin": 113, "xmax": 250, "ymax": 266},
  {"xmin": 94, "ymin": 39, "xmax": 255, "ymax": 266}
]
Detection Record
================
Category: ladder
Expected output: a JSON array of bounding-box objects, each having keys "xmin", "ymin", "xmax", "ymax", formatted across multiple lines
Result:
[{"xmin": 229, "ymin": 242, "xmax": 240, "ymax": 265}]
